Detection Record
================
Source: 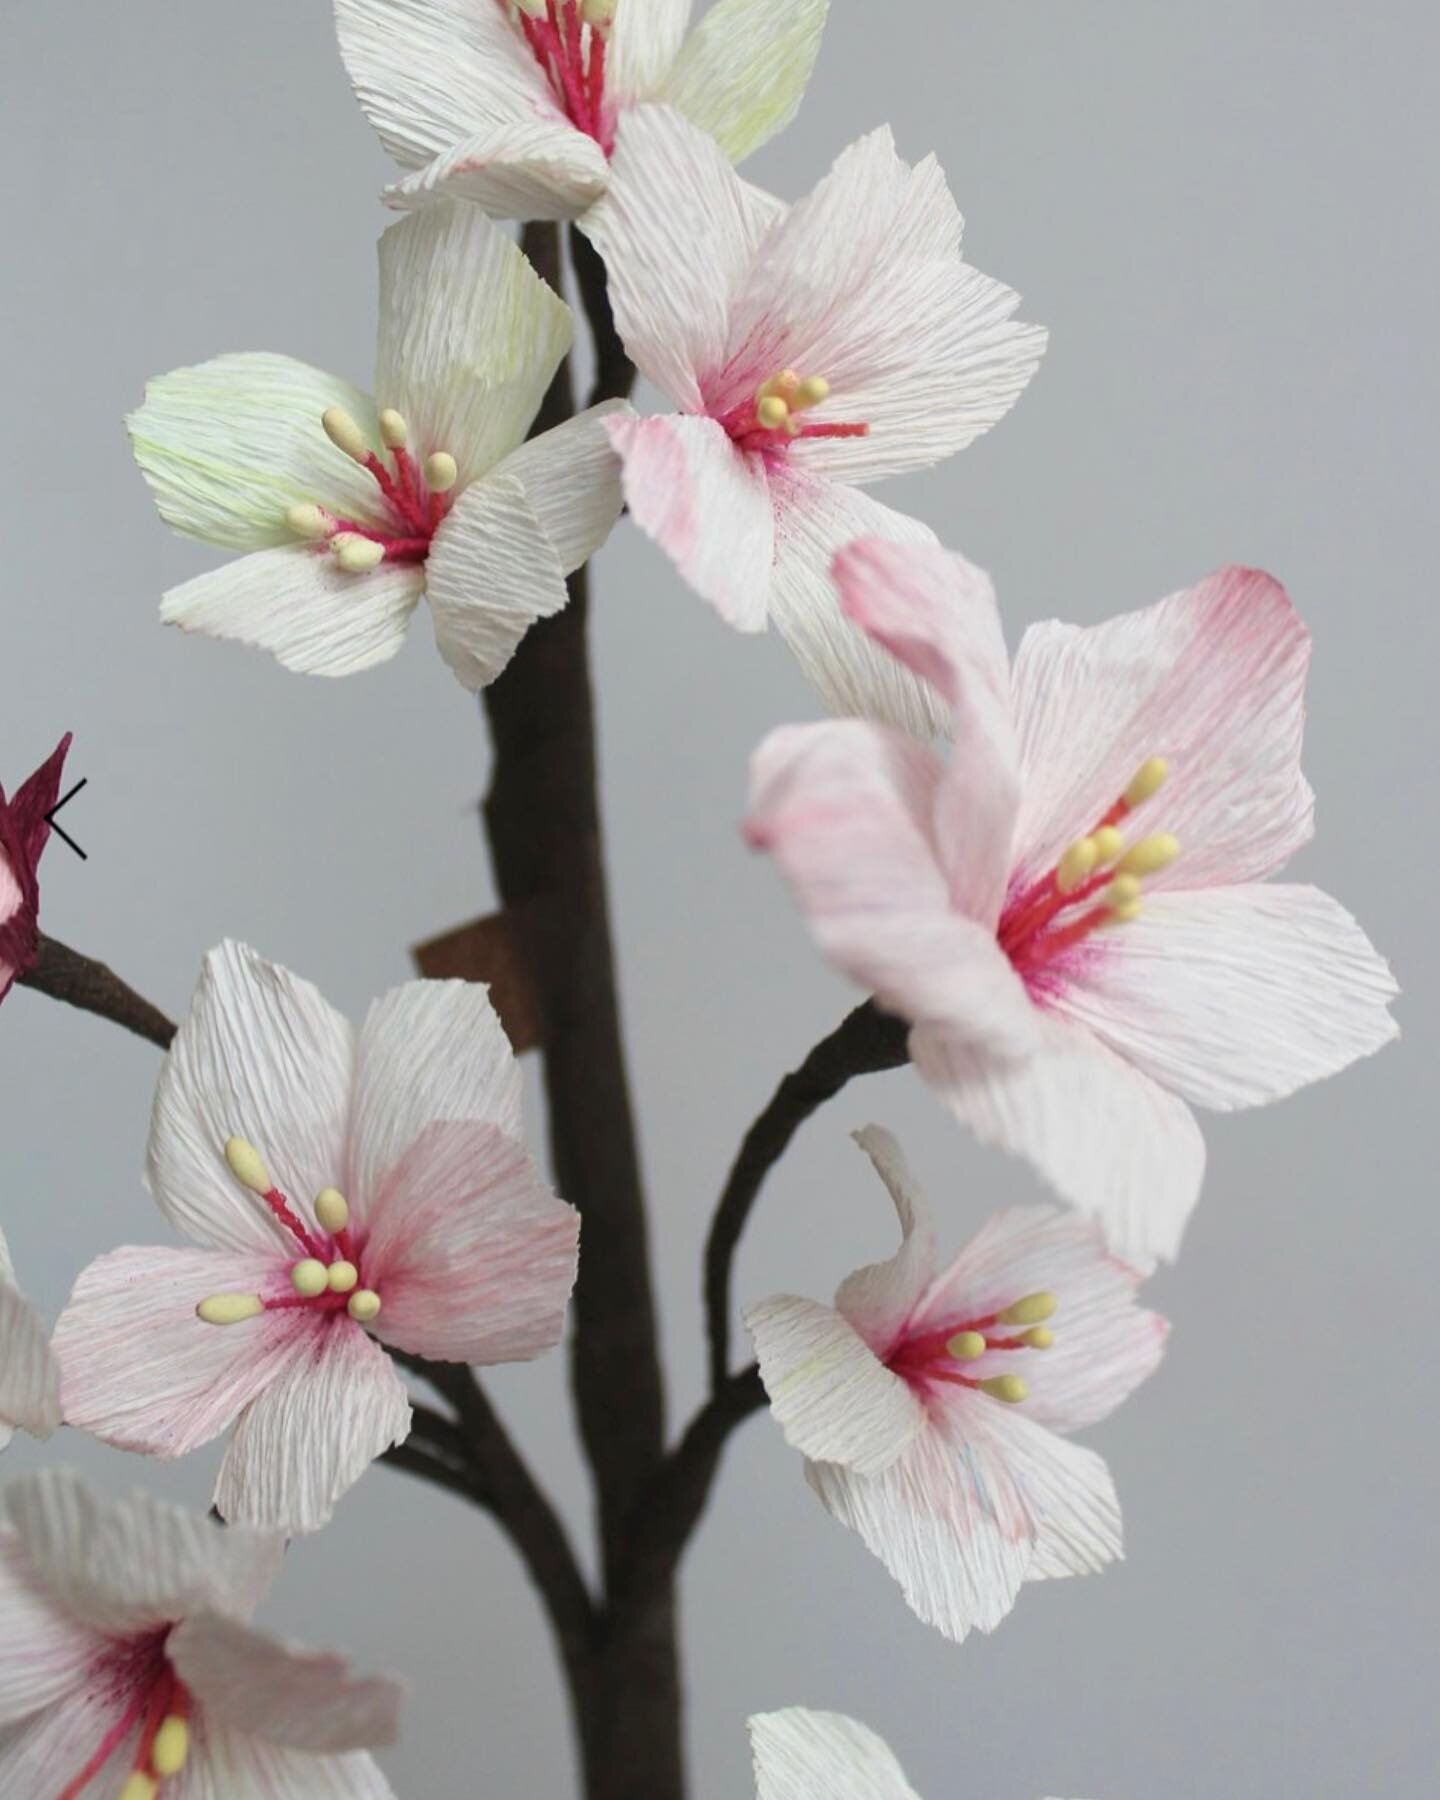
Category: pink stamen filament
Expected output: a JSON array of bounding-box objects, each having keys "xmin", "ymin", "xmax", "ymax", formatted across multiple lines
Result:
[
  {"xmin": 515, "ymin": 2, "xmax": 612, "ymax": 151},
  {"xmin": 58, "ymin": 1663, "xmax": 181, "ymax": 1800},
  {"xmin": 886, "ymin": 1311, "xmax": 1048, "ymax": 1392},
  {"xmin": 261, "ymin": 1187, "xmax": 324, "ymax": 1260},
  {"xmin": 998, "ymin": 784, "xmax": 1146, "ymax": 971}
]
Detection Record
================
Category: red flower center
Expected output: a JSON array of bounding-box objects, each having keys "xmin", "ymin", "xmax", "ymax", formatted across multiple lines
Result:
[
  {"xmin": 286, "ymin": 406, "xmax": 457, "ymax": 573},
  {"xmin": 59, "ymin": 1640, "xmax": 192, "ymax": 1799},
  {"xmin": 717, "ymin": 367, "xmax": 871, "ymax": 457},
  {"xmin": 886, "ymin": 1291, "xmax": 1059, "ymax": 1407},
  {"xmin": 508, "ymin": 0, "xmax": 616, "ymax": 154}
]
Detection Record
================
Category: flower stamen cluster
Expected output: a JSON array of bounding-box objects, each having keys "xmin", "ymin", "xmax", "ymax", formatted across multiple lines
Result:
[
  {"xmin": 286, "ymin": 407, "xmax": 456, "ymax": 572},
  {"xmin": 886, "ymin": 1290, "xmax": 1058, "ymax": 1407},
  {"xmin": 719, "ymin": 369, "xmax": 871, "ymax": 457},
  {"xmin": 59, "ymin": 1644, "xmax": 192, "ymax": 1800}
]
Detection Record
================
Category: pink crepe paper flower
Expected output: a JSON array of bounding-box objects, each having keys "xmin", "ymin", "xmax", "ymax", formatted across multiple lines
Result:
[
  {"xmin": 335, "ymin": 0, "xmax": 829, "ymax": 223},
  {"xmin": 0, "ymin": 1467, "xmax": 401, "ymax": 1798},
  {"xmin": 0, "ymin": 1229, "xmax": 61, "ymax": 1451},
  {"xmin": 580, "ymin": 105, "xmax": 1047, "ymax": 733},
  {"xmin": 54, "ymin": 940, "xmax": 580, "ymax": 1536},
  {"xmin": 749, "ymin": 1706, "xmax": 1084, "ymax": 1800},
  {"xmin": 0, "ymin": 734, "xmax": 72, "ymax": 1007},
  {"xmin": 746, "ymin": 1127, "xmax": 1166, "ymax": 1644},
  {"xmin": 747, "ymin": 541, "xmax": 1400, "ymax": 1263}
]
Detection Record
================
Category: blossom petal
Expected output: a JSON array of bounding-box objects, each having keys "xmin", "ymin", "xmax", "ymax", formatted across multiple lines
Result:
[
  {"xmin": 1052, "ymin": 885, "xmax": 1399, "ymax": 1112},
  {"xmin": 129, "ymin": 354, "xmax": 385, "ymax": 551},
  {"xmin": 0, "ymin": 1669, "xmax": 136, "ymax": 1795},
  {"xmin": 149, "ymin": 941, "xmax": 355, "ymax": 1255},
  {"xmin": 426, "ymin": 471, "xmax": 569, "ymax": 689},
  {"xmin": 364, "ymin": 1121, "xmax": 579, "ymax": 1366},
  {"xmin": 746, "ymin": 1296, "xmax": 924, "ymax": 1477},
  {"xmin": 718, "ymin": 129, "xmax": 1046, "ymax": 483},
  {"xmin": 746, "ymin": 718, "xmax": 1038, "ymax": 1059},
  {"xmin": 767, "ymin": 469, "xmax": 946, "ymax": 736},
  {"xmin": 4, "ymin": 1469, "xmax": 281, "ymax": 1639},
  {"xmin": 375, "ymin": 200, "xmax": 573, "ymax": 483},
  {"xmin": 0, "ymin": 1248, "xmax": 60, "ymax": 1443},
  {"xmin": 663, "ymin": 0, "xmax": 828, "ymax": 165},
  {"xmin": 3, "ymin": 734, "xmax": 73, "ymax": 873},
  {"xmin": 749, "ymin": 1708, "xmax": 921, "ymax": 1800},
  {"xmin": 382, "ymin": 118, "xmax": 610, "ymax": 222},
  {"xmin": 805, "ymin": 1413, "xmax": 1035, "ymax": 1642},
  {"xmin": 182, "ymin": 1719, "xmax": 398, "ymax": 1799},
  {"xmin": 583, "ymin": 105, "xmax": 782, "ymax": 410},
  {"xmin": 54, "ymin": 1247, "xmax": 310, "ymax": 1458},
  {"xmin": 831, "ymin": 1127, "xmax": 938, "ymax": 1355},
  {"xmin": 605, "ymin": 0, "xmax": 692, "ymax": 103},
  {"xmin": 159, "ymin": 546, "xmax": 423, "ymax": 679},
  {"xmin": 1002, "ymin": 1417, "xmax": 1123, "ymax": 1584},
  {"xmin": 0, "ymin": 1534, "xmax": 106, "ymax": 1727},
  {"xmin": 1010, "ymin": 566, "xmax": 1313, "ymax": 892},
  {"xmin": 911, "ymin": 1012, "xmax": 1207, "ymax": 1264},
  {"xmin": 911, "ymin": 1205, "xmax": 1167, "ymax": 1434},
  {"xmin": 214, "ymin": 1323, "xmax": 412, "ymax": 1535},
  {"xmin": 171, "ymin": 1613, "xmax": 401, "ymax": 1753},
  {"xmin": 607, "ymin": 413, "xmax": 773, "ymax": 630},
  {"xmin": 834, "ymin": 538, "xmax": 1019, "ymax": 926},
  {"xmin": 491, "ymin": 401, "xmax": 629, "ymax": 574}
]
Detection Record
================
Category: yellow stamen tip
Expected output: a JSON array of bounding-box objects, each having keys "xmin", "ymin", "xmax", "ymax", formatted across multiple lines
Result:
[
  {"xmin": 1056, "ymin": 837, "xmax": 1099, "ymax": 894},
  {"xmin": 1104, "ymin": 873, "xmax": 1142, "ymax": 910},
  {"xmin": 514, "ymin": 0, "xmax": 547, "ymax": 17},
  {"xmin": 795, "ymin": 375, "xmax": 830, "ymax": 408},
  {"xmin": 946, "ymin": 1330, "xmax": 988, "ymax": 1361},
  {"xmin": 1105, "ymin": 899, "xmax": 1144, "ymax": 927},
  {"xmin": 197, "ymin": 1293, "xmax": 264, "ymax": 1326},
  {"xmin": 999, "ymin": 1291, "xmax": 1057, "ymax": 1326},
  {"xmin": 581, "ymin": 0, "xmax": 615, "ymax": 21},
  {"xmin": 1125, "ymin": 756, "xmax": 1169, "ymax": 806},
  {"xmin": 756, "ymin": 395, "xmax": 790, "ymax": 431},
  {"xmin": 290, "ymin": 1259, "xmax": 329, "ymax": 1298},
  {"xmin": 321, "ymin": 406, "xmax": 371, "ymax": 464},
  {"xmin": 286, "ymin": 503, "xmax": 333, "ymax": 541},
  {"xmin": 980, "ymin": 1374, "xmax": 1028, "ymax": 1404},
  {"xmin": 348, "ymin": 1289, "xmax": 383, "ymax": 1324},
  {"xmin": 378, "ymin": 408, "xmax": 409, "ymax": 450},
  {"xmin": 327, "ymin": 1260, "xmax": 359, "ymax": 1295},
  {"xmin": 314, "ymin": 1188, "xmax": 350, "ymax": 1235},
  {"xmin": 119, "ymin": 1776, "xmax": 158, "ymax": 1800},
  {"xmin": 424, "ymin": 450, "xmax": 458, "ymax": 493},
  {"xmin": 1022, "ymin": 1326, "xmax": 1055, "ymax": 1350},
  {"xmin": 333, "ymin": 533, "xmax": 386, "ymax": 574},
  {"xmin": 152, "ymin": 1715, "xmax": 191, "ymax": 1777},
  {"xmin": 1117, "ymin": 832, "xmax": 1180, "ymax": 878},
  {"xmin": 224, "ymin": 1137, "xmax": 271, "ymax": 1196}
]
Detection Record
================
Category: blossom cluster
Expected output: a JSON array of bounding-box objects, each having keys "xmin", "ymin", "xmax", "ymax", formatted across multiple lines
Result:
[{"xmin": 0, "ymin": 1, "xmax": 1401, "ymax": 1794}]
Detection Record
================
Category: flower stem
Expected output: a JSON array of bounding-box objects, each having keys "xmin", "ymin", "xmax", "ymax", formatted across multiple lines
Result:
[{"xmin": 18, "ymin": 934, "xmax": 177, "ymax": 1049}]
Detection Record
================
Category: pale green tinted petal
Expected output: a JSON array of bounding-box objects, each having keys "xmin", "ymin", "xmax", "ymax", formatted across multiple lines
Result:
[
  {"xmin": 664, "ymin": 0, "xmax": 828, "ymax": 163},
  {"xmin": 374, "ymin": 200, "xmax": 573, "ymax": 486},
  {"xmin": 607, "ymin": 0, "xmax": 693, "ymax": 102},
  {"xmin": 128, "ymin": 354, "xmax": 384, "ymax": 551}
]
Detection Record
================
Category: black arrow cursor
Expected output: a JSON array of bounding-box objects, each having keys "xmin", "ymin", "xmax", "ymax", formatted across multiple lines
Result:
[{"xmin": 45, "ymin": 778, "xmax": 89, "ymax": 860}]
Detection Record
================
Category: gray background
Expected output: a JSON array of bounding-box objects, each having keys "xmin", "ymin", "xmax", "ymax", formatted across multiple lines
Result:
[{"xmin": 1, "ymin": 2, "xmax": 1434, "ymax": 1794}]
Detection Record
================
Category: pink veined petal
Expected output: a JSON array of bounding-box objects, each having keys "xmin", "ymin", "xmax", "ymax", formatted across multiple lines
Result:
[
  {"xmin": 0, "ymin": 1661, "xmax": 143, "ymax": 1797},
  {"xmin": 1050, "ymin": 884, "xmax": 1399, "ymax": 1113},
  {"xmin": 53, "ymin": 1246, "xmax": 310, "ymax": 1460},
  {"xmin": 834, "ymin": 538, "xmax": 1020, "ymax": 927},
  {"xmin": 363, "ymin": 1121, "xmax": 579, "ymax": 1366},
  {"xmin": 832, "ymin": 1127, "xmax": 939, "ymax": 1355},
  {"xmin": 582, "ymin": 105, "xmax": 783, "ymax": 411},
  {"xmin": 214, "ymin": 1320, "xmax": 412, "ymax": 1536},
  {"xmin": 911, "ymin": 1011, "xmax": 1207, "ymax": 1266},
  {"xmin": 607, "ymin": 412, "xmax": 774, "ymax": 630},
  {"xmin": 749, "ymin": 1708, "xmax": 923, "ymax": 1800},
  {"xmin": 746, "ymin": 718, "xmax": 1039, "ymax": 1060},
  {"xmin": 1010, "ymin": 566, "xmax": 1314, "ymax": 893},
  {"xmin": 3, "ymin": 1469, "xmax": 282, "ymax": 1640},
  {"xmin": 0, "ymin": 1534, "xmax": 108, "ymax": 1728},
  {"xmin": 910, "ymin": 1205, "xmax": 1167, "ymax": 1435},
  {"xmin": 0, "ymin": 1250, "xmax": 60, "ymax": 1443},
  {"xmin": 180, "ymin": 1714, "xmax": 399, "ymax": 1799},
  {"xmin": 170, "ymin": 1613, "xmax": 402, "ymax": 1754},
  {"xmin": 148, "ymin": 940, "xmax": 356, "ymax": 1256},
  {"xmin": 767, "ymin": 468, "xmax": 946, "ymax": 737},
  {"xmin": 804, "ymin": 1409, "xmax": 1036, "ymax": 1644},
  {"xmin": 346, "ymin": 981, "xmax": 523, "ymax": 1224},
  {"xmin": 381, "ymin": 118, "xmax": 610, "ymax": 223},
  {"xmin": 746, "ymin": 1295, "xmax": 925, "ymax": 1477}
]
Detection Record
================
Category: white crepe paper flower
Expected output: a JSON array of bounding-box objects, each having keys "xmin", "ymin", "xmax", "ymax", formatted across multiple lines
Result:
[
  {"xmin": 53, "ymin": 941, "xmax": 580, "ymax": 1537},
  {"xmin": 0, "ymin": 1229, "xmax": 60, "ymax": 1451},
  {"xmin": 335, "ymin": 0, "xmax": 830, "ymax": 222},
  {"xmin": 746, "ymin": 1128, "xmax": 1166, "ymax": 1645},
  {"xmin": 749, "ymin": 1706, "xmax": 1085, "ymax": 1800},
  {"xmin": 129, "ymin": 199, "xmax": 628, "ymax": 691},
  {"xmin": 580, "ymin": 104, "xmax": 1047, "ymax": 732},
  {"xmin": 747, "ymin": 541, "xmax": 1400, "ymax": 1263},
  {"xmin": 0, "ymin": 1468, "xmax": 400, "ymax": 1798}
]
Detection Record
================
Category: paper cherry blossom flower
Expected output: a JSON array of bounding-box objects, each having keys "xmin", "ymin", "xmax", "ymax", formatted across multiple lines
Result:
[
  {"xmin": 0, "ymin": 734, "xmax": 72, "ymax": 1008},
  {"xmin": 581, "ymin": 105, "xmax": 1046, "ymax": 732},
  {"xmin": 0, "ymin": 1228, "xmax": 61, "ymax": 1450},
  {"xmin": 747, "ymin": 541, "xmax": 1400, "ymax": 1262},
  {"xmin": 335, "ymin": 0, "xmax": 829, "ymax": 222},
  {"xmin": 746, "ymin": 1127, "xmax": 1166, "ymax": 1644},
  {"xmin": 54, "ymin": 940, "xmax": 580, "ymax": 1535},
  {"xmin": 128, "ymin": 200, "xmax": 628, "ymax": 691},
  {"xmin": 749, "ymin": 1706, "xmax": 1083, "ymax": 1800},
  {"xmin": 0, "ymin": 1467, "xmax": 401, "ymax": 1798}
]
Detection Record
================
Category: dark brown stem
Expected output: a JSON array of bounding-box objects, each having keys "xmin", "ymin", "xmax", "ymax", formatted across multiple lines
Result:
[
  {"xmin": 704, "ymin": 1001, "xmax": 911, "ymax": 1391},
  {"xmin": 18, "ymin": 935, "xmax": 176, "ymax": 1049},
  {"xmin": 568, "ymin": 224, "xmax": 636, "ymax": 407}
]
